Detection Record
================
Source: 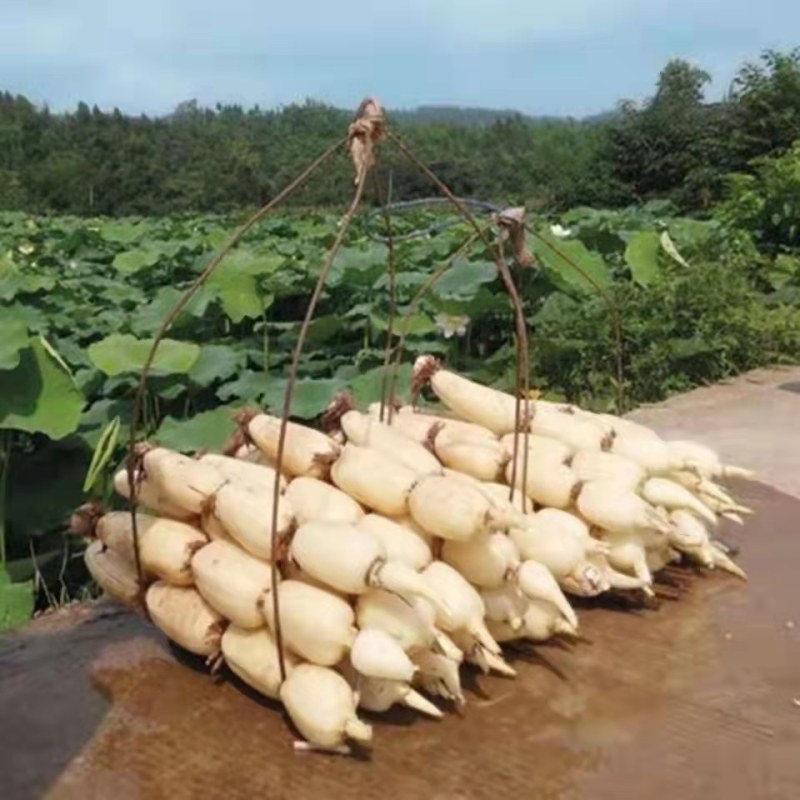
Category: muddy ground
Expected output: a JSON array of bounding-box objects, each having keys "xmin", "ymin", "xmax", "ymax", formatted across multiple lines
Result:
[
  {"xmin": 629, "ymin": 365, "xmax": 800, "ymax": 499},
  {"xmin": 4, "ymin": 367, "xmax": 800, "ymax": 799},
  {"xmin": 2, "ymin": 478, "xmax": 798, "ymax": 800}
]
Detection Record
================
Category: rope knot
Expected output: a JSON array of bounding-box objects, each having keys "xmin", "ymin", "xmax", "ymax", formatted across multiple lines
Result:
[
  {"xmin": 348, "ymin": 97, "xmax": 385, "ymax": 184},
  {"xmin": 496, "ymin": 206, "xmax": 535, "ymax": 268}
]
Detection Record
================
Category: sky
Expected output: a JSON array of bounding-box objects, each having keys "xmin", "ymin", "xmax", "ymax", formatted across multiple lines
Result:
[{"xmin": 3, "ymin": 1, "xmax": 799, "ymax": 118}]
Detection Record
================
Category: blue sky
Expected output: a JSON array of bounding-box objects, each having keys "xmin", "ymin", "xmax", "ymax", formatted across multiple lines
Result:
[{"xmin": 3, "ymin": 1, "xmax": 799, "ymax": 117}]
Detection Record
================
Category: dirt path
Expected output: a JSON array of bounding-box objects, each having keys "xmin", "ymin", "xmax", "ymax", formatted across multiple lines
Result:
[
  {"xmin": 1, "ymin": 368, "xmax": 799, "ymax": 800},
  {"xmin": 628, "ymin": 365, "xmax": 800, "ymax": 498}
]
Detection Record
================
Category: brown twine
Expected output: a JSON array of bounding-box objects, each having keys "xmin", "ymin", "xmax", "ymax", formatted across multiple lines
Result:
[
  {"xmin": 495, "ymin": 235, "xmax": 532, "ymax": 513},
  {"xmin": 124, "ymin": 137, "xmax": 346, "ymax": 624},
  {"xmin": 269, "ymin": 100, "xmax": 381, "ymax": 681},
  {"xmin": 348, "ymin": 98, "xmax": 385, "ymax": 184},
  {"xmin": 387, "ymin": 131, "xmax": 532, "ymax": 513},
  {"xmin": 496, "ymin": 207, "xmax": 534, "ymax": 268},
  {"xmin": 370, "ymin": 170, "xmax": 398, "ymax": 424}
]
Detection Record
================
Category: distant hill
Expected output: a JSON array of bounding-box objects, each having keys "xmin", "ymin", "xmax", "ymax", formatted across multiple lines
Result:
[
  {"xmin": 389, "ymin": 104, "xmax": 618, "ymax": 127},
  {"xmin": 581, "ymin": 109, "xmax": 622, "ymax": 124},
  {"xmin": 390, "ymin": 104, "xmax": 560, "ymax": 126}
]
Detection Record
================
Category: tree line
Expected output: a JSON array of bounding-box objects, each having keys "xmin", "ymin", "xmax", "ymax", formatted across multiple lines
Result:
[{"xmin": 1, "ymin": 48, "xmax": 799, "ymax": 217}]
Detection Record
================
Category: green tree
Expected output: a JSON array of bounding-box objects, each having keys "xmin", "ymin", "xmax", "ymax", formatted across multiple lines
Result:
[
  {"xmin": 717, "ymin": 141, "xmax": 800, "ymax": 253},
  {"xmin": 609, "ymin": 59, "xmax": 733, "ymax": 209},
  {"xmin": 1, "ymin": 46, "xmax": 799, "ymax": 216},
  {"xmin": 653, "ymin": 60, "xmax": 711, "ymax": 107},
  {"xmin": 730, "ymin": 48, "xmax": 800, "ymax": 161}
]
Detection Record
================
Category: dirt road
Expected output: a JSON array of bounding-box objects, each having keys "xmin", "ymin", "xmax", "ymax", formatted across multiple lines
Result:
[{"xmin": 1, "ymin": 369, "xmax": 798, "ymax": 799}]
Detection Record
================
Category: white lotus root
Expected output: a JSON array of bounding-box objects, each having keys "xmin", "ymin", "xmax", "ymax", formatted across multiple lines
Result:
[{"xmin": 93, "ymin": 355, "xmax": 751, "ymax": 756}]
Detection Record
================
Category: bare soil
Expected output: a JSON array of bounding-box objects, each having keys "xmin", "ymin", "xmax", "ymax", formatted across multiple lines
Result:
[{"xmin": 2, "ymin": 479, "xmax": 797, "ymax": 800}]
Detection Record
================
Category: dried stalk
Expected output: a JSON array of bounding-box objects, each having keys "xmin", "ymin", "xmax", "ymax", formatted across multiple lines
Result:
[
  {"xmin": 125, "ymin": 138, "xmax": 345, "ymax": 594},
  {"xmin": 388, "ymin": 131, "xmax": 531, "ymax": 510},
  {"xmin": 269, "ymin": 101, "xmax": 383, "ymax": 680}
]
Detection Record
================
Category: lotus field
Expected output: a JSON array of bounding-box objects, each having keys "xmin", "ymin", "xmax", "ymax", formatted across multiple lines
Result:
[{"xmin": 1, "ymin": 203, "xmax": 798, "ymax": 625}]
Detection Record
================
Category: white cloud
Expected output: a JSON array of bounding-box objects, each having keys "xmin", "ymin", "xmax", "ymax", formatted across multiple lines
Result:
[
  {"xmin": 409, "ymin": 0, "xmax": 663, "ymax": 42},
  {"xmin": 0, "ymin": 0, "xmax": 722, "ymax": 54},
  {"xmin": 3, "ymin": 0, "xmax": 790, "ymax": 57},
  {"xmin": 2, "ymin": 0, "xmax": 798, "ymax": 115}
]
